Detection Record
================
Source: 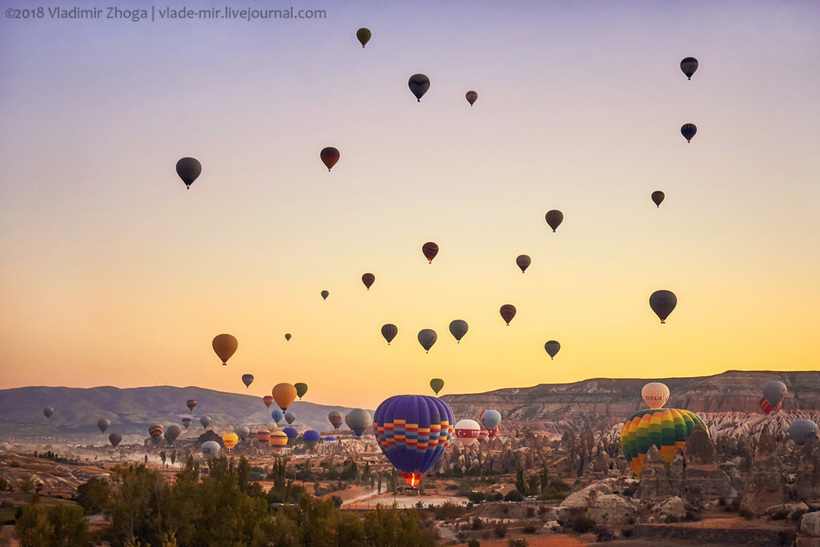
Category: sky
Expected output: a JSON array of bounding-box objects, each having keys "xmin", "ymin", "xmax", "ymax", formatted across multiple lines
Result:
[{"xmin": 1, "ymin": 1, "xmax": 819, "ymax": 410}]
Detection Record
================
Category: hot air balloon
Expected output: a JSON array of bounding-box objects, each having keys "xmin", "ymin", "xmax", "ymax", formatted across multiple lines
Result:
[
  {"xmin": 381, "ymin": 324, "xmax": 398, "ymax": 345},
  {"xmin": 295, "ymin": 382, "xmax": 308, "ymax": 400},
  {"xmin": 176, "ymin": 157, "xmax": 201, "ymax": 189},
  {"xmin": 256, "ymin": 430, "xmax": 270, "ymax": 447},
  {"xmin": 374, "ymin": 394, "xmax": 455, "ymax": 487},
  {"xmin": 430, "ymin": 378, "xmax": 445, "ymax": 396},
  {"xmin": 283, "ymin": 427, "xmax": 298, "ymax": 445},
  {"xmin": 465, "ymin": 90, "xmax": 478, "ymax": 106},
  {"xmin": 148, "ymin": 424, "xmax": 164, "ymax": 445},
  {"xmin": 500, "ymin": 305, "xmax": 516, "ymax": 326},
  {"xmin": 97, "ymin": 418, "xmax": 110, "ymax": 433},
  {"xmin": 480, "ymin": 409, "xmax": 502, "ymax": 432},
  {"xmin": 346, "ymin": 409, "xmax": 372, "ymax": 437},
  {"xmin": 273, "ymin": 383, "xmax": 297, "ymax": 411},
  {"xmin": 222, "ymin": 433, "xmax": 238, "ymax": 451},
  {"xmin": 266, "ymin": 423, "xmax": 279, "ymax": 432},
  {"xmin": 235, "ymin": 425, "xmax": 250, "ymax": 441},
  {"xmin": 303, "ymin": 430, "xmax": 321, "ymax": 449},
  {"xmin": 455, "ymin": 419, "xmax": 481, "ymax": 446},
  {"xmin": 356, "ymin": 28, "xmax": 371, "ymax": 47},
  {"xmin": 362, "ymin": 273, "xmax": 375, "ymax": 290},
  {"xmin": 488, "ymin": 427, "xmax": 499, "ymax": 440},
  {"xmin": 271, "ymin": 410, "xmax": 284, "ymax": 424},
  {"xmin": 212, "ymin": 334, "xmax": 238, "ymax": 366},
  {"xmin": 108, "ymin": 432, "xmax": 122, "ymax": 447},
  {"xmin": 544, "ymin": 340, "xmax": 560, "ymax": 360},
  {"xmin": 418, "ymin": 329, "xmax": 437, "ymax": 352},
  {"xmin": 271, "ymin": 430, "xmax": 289, "ymax": 452},
  {"xmin": 320, "ymin": 147, "xmax": 340, "ymax": 171},
  {"xmin": 641, "ymin": 382, "xmax": 670, "ymax": 409},
  {"xmin": 321, "ymin": 290, "xmax": 329, "ymax": 300},
  {"xmin": 200, "ymin": 416, "xmax": 211, "ymax": 429},
  {"xmin": 284, "ymin": 412, "xmax": 296, "ymax": 425},
  {"xmin": 328, "ymin": 411, "xmax": 344, "ymax": 429},
  {"xmin": 651, "ymin": 191, "xmax": 665, "ymax": 208},
  {"xmin": 186, "ymin": 399, "xmax": 197, "ymax": 412},
  {"xmin": 324, "ymin": 436, "xmax": 336, "ymax": 442},
  {"xmin": 649, "ymin": 290, "xmax": 677, "ymax": 323},
  {"xmin": 263, "ymin": 395, "xmax": 274, "ymax": 409},
  {"xmin": 43, "ymin": 407, "xmax": 54, "ymax": 418},
  {"xmin": 242, "ymin": 374, "xmax": 254, "ymax": 388},
  {"xmin": 164, "ymin": 424, "xmax": 181, "ymax": 446},
  {"xmin": 516, "ymin": 255, "xmax": 531, "ymax": 273},
  {"xmin": 449, "ymin": 320, "xmax": 468, "ymax": 343},
  {"xmin": 545, "ymin": 210, "xmax": 563, "ymax": 232},
  {"xmin": 681, "ymin": 123, "xmax": 697, "ymax": 143},
  {"xmin": 408, "ymin": 74, "xmax": 430, "ymax": 102},
  {"xmin": 680, "ymin": 57, "xmax": 698, "ymax": 80},
  {"xmin": 422, "ymin": 242, "xmax": 438, "ymax": 263},
  {"xmin": 285, "ymin": 333, "xmax": 292, "ymax": 341},
  {"xmin": 762, "ymin": 381, "xmax": 787, "ymax": 410},
  {"xmin": 201, "ymin": 440, "xmax": 221, "ymax": 459},
  {"xmin": 620, "ymin": 408, "xmax": 707, "ymax": 477},
  {"xmin": 759, "ymin": 396, "xmax": 780, "ymax": 414},
  {"xmin": 789, "ymin": 419, "xmax": 818, "ymax": 445},
  {"xmin": 181, "ymin": 417, "xmax": 192, "ymax": 429}
]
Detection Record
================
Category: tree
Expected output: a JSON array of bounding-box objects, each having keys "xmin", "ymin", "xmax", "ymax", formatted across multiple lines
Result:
[
  {"xmin": 75, "ymin": 477, "xmax": 110, "ymax": 514},
  {"xmin": 16, "ymin": 501, "xmax": 88, "ymax": 547}
]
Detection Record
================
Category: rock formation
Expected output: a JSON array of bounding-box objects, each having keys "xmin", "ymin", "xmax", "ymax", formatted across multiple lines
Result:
[
  {"xmin": 681, "ymin": 425, "xmax": 733, "ymax": 505},
  {"xmin": 741, "ymin": 425, "xmax": 785, "ymax": 514}
]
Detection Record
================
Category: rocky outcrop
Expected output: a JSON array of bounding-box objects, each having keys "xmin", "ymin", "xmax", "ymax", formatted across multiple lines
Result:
[
  {"xmin": 741, "ymin": 425, "xmax": 785, "ymax": 514},
  {"xmin": 636, "ymin": 445, "xmax": 677, "ymax": 500},
  {"xmin": 681, "ymin": 425, "xmax": 733, "ymax": 505},
  {"xmin": 798, "ymin": 511, "xmax": 820, "ymax": 547},
  {"xmin": 795, "ymin": 443, "xmax": 820, "ymax": 501},
  {"xmin": 587, "ymin": 493, "xmax": 636, "ymax": 525}
]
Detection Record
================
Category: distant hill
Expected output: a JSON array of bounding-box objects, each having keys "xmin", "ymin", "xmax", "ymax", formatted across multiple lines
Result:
[{"xmin": 0, "ymin": 386, "xmax": 363, "ymax": 440}]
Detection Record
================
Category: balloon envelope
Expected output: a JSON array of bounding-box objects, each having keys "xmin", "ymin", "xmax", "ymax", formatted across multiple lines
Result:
[
  {"xmin": 499, "ymin": 305, "xmax": 516, "ymax": 325},
  {"xmin": 285, "ymin": 333, "xmax": 292, "ymax": 341},
  {"xmin": 641, "ymin": 382, "xmax": 670, "ymax": 409},
  {"xmin": 148, "ymin": 424, "xmax": 163, "ymax": 444},
  {"xmin": 212, "ymin": 334, "xmax": 238, "ymax": 365},
  {"xmin": 328, "ymin": 411, "xmax": 344, "ymax": 429},
  {"xmin": 164, "ymin": 424, "xmax": 181, "ymax": 446},
  {"xmin": 545, "ymin": 210, "xmax": 564, "ymax": 232},
  {"xmin": 181, "ymin": 417, "xmax": 192, "ymax": 429},
  {"xmin": 346, "ymin": 409, "xmax": 372, "ymax": 437},
  {"xmin": 200, "ymin": 416, "xmax": 211, "ymax": 429},
  {"xmin": 201, "ymin": 440, "xmax": 221, "ymax": 459},
  {"xmin": 321, "ymin": 290, "xmax": 329, "ymax": 300},
  {"xmin": 544, "ymin": 340, "xmax": 560, "ymax": 360},
  {"xmin": 263, "ymin": 395, "xmax": 274, "ymax": 408},
  {"xmin": 649, "ymin": 290, "xmax": 677, "ymax": 323},
  {"xmin": 294, "ymin": 382, "xmax": 308, "ymax": 399},
  {"xmin": 97, "ymin": 418, "xmax": 110, "ymax": 433},
  {"xmin": 789, "ymin": 419, "xmax": 818, "ymax": 445},
  {"xmin": 271, "ymin": 410, "xmax": 284, "ymax": 424},
  {"xmin": 620, "ymin": 408, "xmax": 707, "ymax": 477},
  {"xmin": 448, "ymin": 320, "xmax": 468, "ymax": 342},
  {"xmin": 186, "ymin": 399, "xmax": 197, "ymax": 412},
  {"xmin": 284, "ymin": 412, "xmax": 296, "ymax": 425},
  {"xmin": 516, "ymin": 254, "xmax": 531, "ymax": 273},
  {"xmin": 408, "ymin": 73, "xmax": 430, "ymax": 102},
  {"xmin": 680, "ymin": 57, "xmax": 698, "ymax": 79},
  {"xmin": 356, "ymin": 28, "xmax": 371, "ymax": 47},
  {"xmin": 651, "ymin": 191, "xmax": 665, "ymax": 207},
  {"xmin": 465, "ymin": 90, "xmax": 478, "ymax": 106},
  {"xmin": 176, "ymin": 157, "xmax": 201, "ymax": 189},
  {"xmin": 303, "ymin": 429, "xmax": 321, "ymax": 448},
  {"xmin": 455, "ymin": 419, "xmax": 481, "ymax": 446},
  {"xmin": 480, "ymin": 409, "xmax": 502, "ymax": 431},
  {"xmin": 256, "ymin": 430, "xmax": 270, "ymax": 446},
  {"xmin": 320, "ymin": 147, "xmax": 340, "ymax": 171},
  {"xmin": 235, "ymin": 425, "xmax": 250, "ymax": 440},
  {"xmin": 418, "ymin": 329, "xmax": 437, "ymax": 352},
  {"xmin": 430, "ymin": 378, "xmax": 445, "ymax": 396},
  {"xmin": 422, "ymin": 242, "xmax": 439, "ymax": 263},
  {"xmin": 273, "ymin": 383, "xmax": 297, "ymax": 411},
  {"xmin": 381, "ymin": 324, "xmax": 398, "ymax": 345},
  {"xmin": 242, "ymin": 374, "xmax": 254, "ymax": 388},
  {"xmin": 43, "ymin": 407, "xmax": 54, "ymax": 418},
  {"xmin": 222, "ymin": 433, "xmax": 238, "ymax": 451},
  {"xmin": 681, "ymin": 123, "xmax": 697, "ymax": 142},
  {"xmin": 762, "ymin": 381, "xmax": 787, "ymax": 408},
  {"xmin": 374, "ymin": 394, "xmax": 455, "ymax": 487},
  {"xmin": 270, "ymin": 430, "xmax": 289, "ymax": 452},
  {"xmin": 108, "ymin": 432, "xmax": 122, "ymax": 447},
  {"xmin": 362, "ymin": 273, "xmax": 375, "ymax": 290},
  {"xmin": 759, "ymin": 396, "xmax": 781, "ymax": 414},
  {"xmin": 283, "ymin": 427, "xmax": 298, "ymax": 444}
]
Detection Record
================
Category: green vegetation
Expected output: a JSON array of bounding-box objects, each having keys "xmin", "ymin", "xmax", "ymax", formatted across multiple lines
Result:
[{"xmin": 15, "ymin": 501, "xmax": 89, "ymax": 547}]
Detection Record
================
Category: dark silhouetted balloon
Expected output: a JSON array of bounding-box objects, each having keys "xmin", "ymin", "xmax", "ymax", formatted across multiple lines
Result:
[
  {"xmin": 500, "ymin": 304, "xmax": 516, "ymax": 326},
  {"xmin": 680, "ymin": 57, "xmax": 698, "ymax": 80},
  {"xmin": 408, "ymin": 74, "xmax": 430, "ymax": 102},
  {"xmin": 321, "ymin": 290, "xmax": 329, "ymax": 300},
  {"xmin": 649, "ymin": 290, "xmax": 677, "ymax": 324},
  {"xmin": 681, "ymin": 123, "xmax": 697, "ymax": 143},
  {"xmin": 362, "ymin": 273, "xmax": 375, "ymax": 290},
  {"xmin": 328, "ymin": 410, "xmax": 343, "ymax": 429},
  {"xmin": 164, "ymin": 424, "xmax": 181, "ymax": 446},
  {"xmin": 242, "ymin": 374, "xmax": 254, "ymax": 388},
  {"xmin": 43, "ymin": 407, "xmax": 54, "ymax": 418},
  {"xmin": 466, "ymin": 91, "xmax": 478, "ymax": 106},
  {"xmin": 181, "ymin": 417, "xmax": 192, "ymax": 429},
  {"xmin": 381, "ymin": 323, "xmax": 398, "ymax": 345},
  {"xmin": 418, "ymin": 329, "xmax": 437, "ymax": 352},
  {"xmin": 109, "ymin": 432, "xmax": 122, "ymax": 447},
  {"xmin": 320, "ymin": 147, "xmax": 340, "ymax": 171},
  {"xmin": 430, "ymin": 378, "xmax": 445, "ymax": 396},
  {"xmin": 186, "ymin": 399, "xmax": 197, "ymax": 412},
  {"xmin": 285, "ymin": 333, "xmax": 291, "ymax": 341},
  {"xmin": 449, "ymin": 320, "xmax": 468, "ymax": 343},
  {"xmin": 295, "ymin": 382, "xmax": 308, "ymax": 400},
  {"xmin": 516, "ymin": 255, "xmax": 531, "ymax": 273},
  {"xmin": 212, "ymin": 334, "xmax": 238, "ymax": 366},
  {"xmin": 374, "ymin": 394, "xmax": 454, "ymax": 486},
  {"xmin": 545, "ymin": 210, "xmax": 563, "ymax": 232},
  {"xmin": 422, "ymin": 242, "xmax": 438, "ymax": 263},
  {"xmin": 762, "ymin": 381, "xmax": 787, "ymax": 409},
  {"xmin": 97, "ymin": 418, "xmax": 110, "ymax": 433},
  {"xmin": 356, "ymin": 28, "xmax": 371, "ymax": 48},
  {"xmin": 652, "ymin": 191, "xmax": 665, "ymax": 207},
  {"xmin": 346, "ymin": 409, "xmax": 372, "ymax": 437},
  {"xmin": 544, "ymin": 340, "xmax": 560, "ymax": 360},
  {"xmin": 789, "ymin": 419, "xmax": 818, "ymax": 445},
  {"xmin": 176, "ymin": 157, "xmax": 201, "ymax": 189}
]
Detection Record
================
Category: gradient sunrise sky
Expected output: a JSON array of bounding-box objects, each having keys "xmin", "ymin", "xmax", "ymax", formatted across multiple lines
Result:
[{"xmin": 1, "ymin": 1, "xmax": 818, "ymax": 409}]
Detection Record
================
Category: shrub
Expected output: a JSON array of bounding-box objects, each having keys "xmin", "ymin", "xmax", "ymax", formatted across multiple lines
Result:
[
  {"xmin": 494, "ymin": 522, "xmax": 507, "ymax": 538},
  {"xmin": 504, "ymin": 490, "xmax": 524, "ymax": 502},
  {"xmin": 471, "ymin": 517, "xmax": 485, "ymax": 530},
  {"xmin": 572, "ymin": 516, "xmax": 596, "ymax": 533},
  {"xmin": 523, "ymin": 524, "xmax": 537, "ymax": 534},
  {"xmin": 508, "ymin": 539, "xmax": 529, "ymax": 547},
  {"xmin": 432, "ymin": 501, "xmax": 465, "ymax": 521},
  {"xmin": 467, "ymin": 540, "xmax": 480, "ymax": 547},
  {"xmin": 621, "ymin": 527, "xmax": 633, "ymax": 538},
  {"xmin": 468, "ymin": 491, "xmax": 486, "ymax": 503}
]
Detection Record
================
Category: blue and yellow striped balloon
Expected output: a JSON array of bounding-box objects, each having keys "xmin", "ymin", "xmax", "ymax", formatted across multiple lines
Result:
[{"xmin": 620, "ymin": 408, "xmax": 706, "ymax": 477}]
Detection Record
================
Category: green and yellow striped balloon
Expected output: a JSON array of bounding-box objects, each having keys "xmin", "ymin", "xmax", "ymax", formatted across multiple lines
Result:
[{"xmin": 620, "ymin": 408, "xmax": 707, "ymax": 477}]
